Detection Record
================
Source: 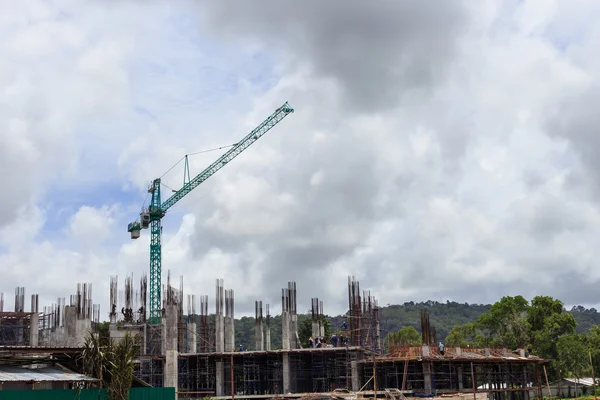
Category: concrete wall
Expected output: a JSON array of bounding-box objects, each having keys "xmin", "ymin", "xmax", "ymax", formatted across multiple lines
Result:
[
  {"xmin": 109, "ymin": 324, "xmax": 144, "ymax": 346},
  {"xmin": 38, "ymin": 307, "xmax": 93, "ymax": 347},
  {"xmin": 47, "ymin": 326, "xmax": 66, "ymax": 346},
  {"xmin": 63, "ymin": 306, "xmax": 91, "ymax": 347}
]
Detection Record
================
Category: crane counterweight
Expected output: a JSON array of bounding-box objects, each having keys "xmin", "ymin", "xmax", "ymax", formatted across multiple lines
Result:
[{"xmin": 127, "ymin": 102, "xmax": 295, "ymax": 324}]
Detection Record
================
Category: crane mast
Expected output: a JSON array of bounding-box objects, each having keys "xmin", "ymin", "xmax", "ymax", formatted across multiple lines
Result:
[{"xmin": 128, "ymin": 102, "xmax": 294, "ymax": 324}]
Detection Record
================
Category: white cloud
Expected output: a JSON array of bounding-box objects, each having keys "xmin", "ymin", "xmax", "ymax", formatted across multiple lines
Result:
[
  {"xmin": 3, "ymin": 0, "xmax": 600, "ymax": 317},
  {"xmin": 69, "ymin": 206, "xmax": 116, "ymax": 249}
]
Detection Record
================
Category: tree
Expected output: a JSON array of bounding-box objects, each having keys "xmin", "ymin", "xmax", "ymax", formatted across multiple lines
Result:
[
  {"xmin": 557, "ymin": 333, "xmax": 589, "ymax": 379},
  {"xmin": 445, "ymin": 323, "xmax": 486, "ymax": 347},
  {"xmin": 476, "ymin": 295, "xmax": 530, "ymax": 349},
  {"xmin": 96, "ymin": 321, "xmax": 110, "ymax": 344},
  {"xmin": 298, "ymin": 317, "xmax": 331, "ymax": 347},
  {"xmin": 584, "ymin": 325, "xmax": 600, "ymax": 373},
  {"xmin": 529, "ymin": 297, "xmax": 576, "ymax": 361},
  {"xmin": 528, "ymin": 296, "xmax": 565, "ymax": 332},
  {"xmin": 387, "ymin": 326, "xmax": 421, "ymax": 348}
]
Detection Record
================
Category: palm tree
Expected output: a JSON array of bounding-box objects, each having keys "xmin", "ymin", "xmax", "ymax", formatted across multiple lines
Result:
[
  {"xmin": 78, "ymin": 332, "xmax": 138, "ymax": 399},
  {"xmin": 106, "ymin": 334, "xmax": 137, "ymax": 400},
  {"xmin": 80, "ymin": 333, "xmax": 105, "ymax": 387}
]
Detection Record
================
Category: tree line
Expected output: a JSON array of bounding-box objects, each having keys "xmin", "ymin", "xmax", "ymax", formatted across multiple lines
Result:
[{"xmin": 387, "ymin": 295, "xmax": 600, "ymax": 381}]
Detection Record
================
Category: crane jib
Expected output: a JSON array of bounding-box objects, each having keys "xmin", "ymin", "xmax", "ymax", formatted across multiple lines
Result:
[{"xmin": 160, "ymin": 102, "xmax": 294, "ymax": 212}]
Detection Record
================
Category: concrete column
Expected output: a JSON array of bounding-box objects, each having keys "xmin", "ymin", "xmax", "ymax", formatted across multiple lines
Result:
[
  {"xmin": 255, "ymin": 321, "xmax": 264, "ymax": 351},
  {"xmin": 523, "ymin": 369, "xmax": 530, "ymax": 400},
  {"xmin": 216, "ymin": 315, "xmax": 224, "ymax": 352},
  {"xmin": 216, "ymin": 361, "xmax": 224, "ymax": 396},
  {"xmin": 142, "ymin": 324, "xmax": 147, "ymax": 355},
  {"xmin": 18, "ymin": 318, "xmax": 25, "ymax": 344},
  {"xmin": 282, "ymin": 311, "xmax": 290, "ymax": 350},
  {"xmin": 290, "ymin": 314, "xmax": 297, "ymax": 349},
  {"xmin": 319, "ymin": 320, "xmax": 324, "ymax": 338},
  {"xmin": 230, "ymin": 316, "xmax": 235, "ymax": 352},
  {"xmin": 423, "ymin": 362, "xmax": 432, "ymax": 395},
  {"xmin": 161, "ymin": 305, "xmax": 179, "ymax": 391},
  {"xmin": 422, "ymin": 345, "xmax": 430, "ymax": 357},
  {"xmin": 29, "ymin": 314, "xmax": 39, "ymax": 346},
  {"xmin": 351, "ymin": 361, "xmax": 360, "ymax": 392},
  {"xmin": 164, "ymin": 350, "xmax": 178, "ymax": 389},
  {"xmin": 224, "ymin": 316, "xmax": 231, "ymax": 352},
  {"xmin": 64, "ymin": 306, "xmax": 77, "ymax": 347},
  {"xmin": 312, "ymin": 321, "xmax": 320, "ymax": 340},
  {"xmin": 374, "ymin": 317, "xmax": 381, "ymax": 352},
  {"xmin": 458, "ymin": 366, "xmax": 464, "ymax": 391},
  {"xmin": 162, "ymin": 305, "xmax": 178, "ymax": 354},
  {"xmin": 266, "ymin": 326, "xmax": 271, "ymax": 351},
  {"xmin": 282, "ymin": 353, "xmax": 291, "ymax": 393},
  {"xmin": 187, "ymin": 322, "xmax": 197, "ymax": 353}
]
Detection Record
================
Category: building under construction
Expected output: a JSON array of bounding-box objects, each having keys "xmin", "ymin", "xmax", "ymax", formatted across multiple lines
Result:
[{"xmin": 0, "ymin": 276, "xmax": 546, "ymax": 399}]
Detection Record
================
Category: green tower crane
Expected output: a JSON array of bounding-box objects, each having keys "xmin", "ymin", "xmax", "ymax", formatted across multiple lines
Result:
[{"xmin": 127, "ymin": 102, "xmax": 294, "ymax": 324}]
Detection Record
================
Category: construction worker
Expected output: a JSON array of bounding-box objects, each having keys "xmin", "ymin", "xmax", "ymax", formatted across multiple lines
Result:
[{"xmin": 332, "ymin": 334, "xmax": 338, "ymax": 347}]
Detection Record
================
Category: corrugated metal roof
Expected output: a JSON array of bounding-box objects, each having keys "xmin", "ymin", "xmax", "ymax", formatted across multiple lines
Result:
[
  {"xmin": 562, "ymin": 377, "xmax": 595, "ymax": 386},
  {"xmin": 0, "ymin": 366, "xmax": 97, "ymax": 382}
]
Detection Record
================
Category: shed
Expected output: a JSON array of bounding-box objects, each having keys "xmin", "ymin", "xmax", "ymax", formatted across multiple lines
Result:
[
  {"xmin": 0, "ymin": 365, "xmax": 98, "ymax": 391},
  {"xmin": 543, "ymin": 377, "xmax": 595, "ymax": 398}
]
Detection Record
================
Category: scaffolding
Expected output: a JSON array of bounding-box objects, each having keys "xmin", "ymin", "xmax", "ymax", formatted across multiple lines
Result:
[
  {"xmin": 135, "ymin": 356, "xmax": 164, "ymax": 388},
  {"xmin": 363, "ymin": 346, "xmax": 544, "ymax": 400},
  {"xmin": 265, "ymin": 353, "xmax": 283, "ymax": 394},
  {"xmin": 243, "ymin": 353, "xmax": 262, "ymax": 395},
  {"xmin": 0, "ymin": 312, "xmax": 31, "ymax": 345},
  {"xmin": 146, "ymin": 324, "xmax": 162, "ymax": 356}
]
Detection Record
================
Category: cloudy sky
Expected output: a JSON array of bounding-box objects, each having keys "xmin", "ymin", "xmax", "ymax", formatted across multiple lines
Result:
[{"xmin": 1, "ymin": 0, "xmax": 600, "ymax": 319}]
